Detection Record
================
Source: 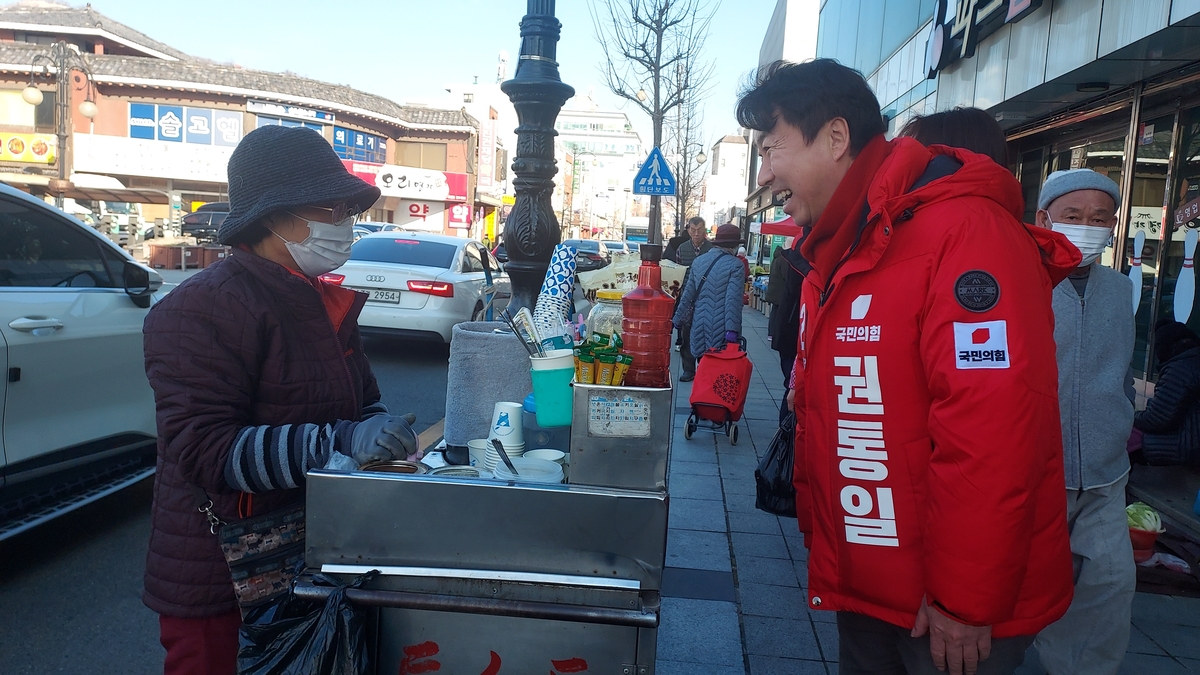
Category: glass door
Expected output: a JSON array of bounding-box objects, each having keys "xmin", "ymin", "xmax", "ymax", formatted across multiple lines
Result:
[
  {"xmin": 1156, "ymin": 108, "xmax": 1200, "ymax": 375},
  {"xmin": 1123, "ymin": 113, "xmax": 1174, "ymax": 376}
]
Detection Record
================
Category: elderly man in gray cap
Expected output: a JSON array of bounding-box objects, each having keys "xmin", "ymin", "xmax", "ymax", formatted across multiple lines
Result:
[{"xmin": 1032, "ymin": 169, "xmax": 1135, "ymax": 675}]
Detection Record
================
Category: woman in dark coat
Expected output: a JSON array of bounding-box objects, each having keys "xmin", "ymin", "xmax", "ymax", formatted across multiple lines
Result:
[
  {"xmin": 1134, "ymin": 319, "xmax": 1200, "ymax": 466},
  {"xmin": 142, "ymin": 126, "xmax": 421, "ymax": 674}
]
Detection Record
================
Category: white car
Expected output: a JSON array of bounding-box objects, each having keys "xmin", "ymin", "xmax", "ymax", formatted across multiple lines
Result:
[
  {"xmin": 323, "ymin": 232, "xmax": 509, "ymax": 344},
  {"xmin": 0, "ymin": 182, "xmax": 164, "ymax": 540}
]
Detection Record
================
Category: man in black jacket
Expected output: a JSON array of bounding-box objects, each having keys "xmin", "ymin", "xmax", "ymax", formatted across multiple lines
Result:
[{"xmin": 766, "ymin": 243, "xmax": 809, "ymax": 420}]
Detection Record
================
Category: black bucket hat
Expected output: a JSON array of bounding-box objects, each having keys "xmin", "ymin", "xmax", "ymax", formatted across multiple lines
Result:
[{"xmin": 218, "ymin": 125, "xmax": 382, "ymax": 245}]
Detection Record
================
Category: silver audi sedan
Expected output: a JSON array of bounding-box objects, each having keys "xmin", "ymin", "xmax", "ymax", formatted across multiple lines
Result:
[{"xmin": 321, "ymin": 231, "xmax": 509, "ymax": 343}]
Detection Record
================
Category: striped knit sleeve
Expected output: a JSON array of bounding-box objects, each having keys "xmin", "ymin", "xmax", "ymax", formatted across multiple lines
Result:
[
  {"xmin": 361, "ymin": 400, "xmax": 389, "ymax": 417},
  {"xmin": 223, "ymin": 419, "xmax": 357, "ymax": 493}
]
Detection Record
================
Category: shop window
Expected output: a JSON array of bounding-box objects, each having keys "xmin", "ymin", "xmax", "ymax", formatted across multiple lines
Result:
[
  {"xmin": 880, "ymin": 0, "xmax": 920, "ymax": 67},
  {"xmin": 1129, "ymin": 115, "xmax": 1173, "ymax": 376},
  {"xmin": 855, "ymin": 0, "xmax": 885, "ymax": 75},
  {"xmin": 1155, "ymin": 110, "xmax": 1200, "ymax": 374},
  {"xmin": 396, "ymin": 141, "xmax": 447, "ymax": 171},
  {"xmin": 332, "ymin": 126, "xmax": 386, "ymax": 164},
  {"xmin": 1018, "ymin": 148, "xmax": 1047, "ymax": 224}
]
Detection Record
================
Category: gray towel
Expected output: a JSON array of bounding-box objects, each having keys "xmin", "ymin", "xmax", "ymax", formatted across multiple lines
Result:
[{"xmin": 444, "ymin": 322, "xmax": 535, "ymax": 447}]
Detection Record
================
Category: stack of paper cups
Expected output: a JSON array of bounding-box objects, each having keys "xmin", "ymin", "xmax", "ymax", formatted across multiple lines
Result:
[
  {"xmin": 534, "ymin": 243, "xmax": 577, "ymax": 340},
  {"xmin": 487, "ymin": 401, "xmax": 525, "ymax": 452}
]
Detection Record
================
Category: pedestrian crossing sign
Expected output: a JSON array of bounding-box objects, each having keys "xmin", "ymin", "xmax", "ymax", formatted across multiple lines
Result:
[{"xmin": 633, "ymin": 147, "xmax": 676, "ymax": 196}]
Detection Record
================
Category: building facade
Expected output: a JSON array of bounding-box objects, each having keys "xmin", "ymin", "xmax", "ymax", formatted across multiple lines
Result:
[
  {"xmin": 0, "ymin": 2, "xmax": 479, "ymax": 235},
  {"xmin": 555, "ymin": 93, "xmax": 645, "ymax": 239},
  {"xmin": 706, "ymin": 133, "xmax": 751, "ymax": 226},
  {"xmin": 759, "ymin": 0, "xmax": 821, "ymax": 67},
  {"xmin": 814, "ymin": 0, "xmax": 1200, "ymax": 535}
]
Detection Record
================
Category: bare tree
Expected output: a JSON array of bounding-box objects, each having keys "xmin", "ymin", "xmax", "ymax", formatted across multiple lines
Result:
[
  {"xmin": 666, "ymin": 76, "xmax": 708, "ymax": 233},
  {"xmin": 590, "ymin": 0, "xmax": 718, "ymax": 244}
]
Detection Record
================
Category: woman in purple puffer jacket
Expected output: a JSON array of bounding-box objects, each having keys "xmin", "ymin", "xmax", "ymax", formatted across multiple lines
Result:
[{"xmin": 143, "ymin": 125, "xmax": 421, "ymax": 674}]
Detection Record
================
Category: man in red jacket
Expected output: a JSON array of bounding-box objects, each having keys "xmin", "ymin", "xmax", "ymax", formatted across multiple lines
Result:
[{"xmin": 737, "ymin": 59, "xmax": 1076, "ymax": 675}]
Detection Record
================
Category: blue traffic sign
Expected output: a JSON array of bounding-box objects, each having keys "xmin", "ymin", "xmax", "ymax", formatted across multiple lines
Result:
[{"xmin": 633, "ymin": 147, "xmax": 676, "ymax": 196}]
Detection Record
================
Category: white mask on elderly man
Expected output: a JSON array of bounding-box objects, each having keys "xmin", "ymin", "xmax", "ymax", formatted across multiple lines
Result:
[
  {"xmin": 274, "ymin": 214, "xmax": 355, "ymax": 277},
  {"xmin": 1050, "ymin": 222, "xmax": 1112, "ymax": 267}
]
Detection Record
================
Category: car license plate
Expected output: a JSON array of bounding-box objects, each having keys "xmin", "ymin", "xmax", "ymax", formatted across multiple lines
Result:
[{"xmin": 363, "ymin": 289, "xmax": 400, "ymax": 303}]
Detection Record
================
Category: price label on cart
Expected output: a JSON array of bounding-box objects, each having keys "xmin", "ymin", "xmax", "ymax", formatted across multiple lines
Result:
[{"xmin": 587, "ymin": 392, "xmax": 652, "ymax": 438}]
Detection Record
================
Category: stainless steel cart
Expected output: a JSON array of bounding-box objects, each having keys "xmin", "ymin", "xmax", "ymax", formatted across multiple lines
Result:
[{"xmin": 298, "ymin": 383, "xmax": 674, "ymax": 674}]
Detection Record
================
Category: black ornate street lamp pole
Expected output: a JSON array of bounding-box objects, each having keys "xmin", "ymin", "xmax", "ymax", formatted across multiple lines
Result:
[{"xmin": 500, "ymin": 0, "xmax": 574, "ymax": 315}]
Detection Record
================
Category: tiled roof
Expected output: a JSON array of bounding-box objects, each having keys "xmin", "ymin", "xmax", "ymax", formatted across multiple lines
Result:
[
  {"xmin": 0, "ymin": 41, "xmax": 476, "ymax": 133},
  {"xmin": 719, "ymin": 134, "xmax": 748, "ymax": 144},
  {"xmin": 0, "ymin": 2, "xmax": 476, "ymax": 133},
  {"xmin": 0, "ymin": 1, "xmax": 190, "ymax": 60}
]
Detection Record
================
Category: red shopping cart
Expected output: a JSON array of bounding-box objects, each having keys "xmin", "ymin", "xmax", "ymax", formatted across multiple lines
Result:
[{"xmin": 685, "ymin": 338, "xmax": 753, "ymax": 445}]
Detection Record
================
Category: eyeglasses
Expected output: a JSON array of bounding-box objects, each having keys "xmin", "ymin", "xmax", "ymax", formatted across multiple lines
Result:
[{"xmin": 305, "ymin": 203, "xmax": 361, "ymax": 227}]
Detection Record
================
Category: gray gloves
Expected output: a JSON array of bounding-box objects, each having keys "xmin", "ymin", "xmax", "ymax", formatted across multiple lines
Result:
[{"xmin": 349, "ymin": 413, "xmax": 419, "ymax": 465}]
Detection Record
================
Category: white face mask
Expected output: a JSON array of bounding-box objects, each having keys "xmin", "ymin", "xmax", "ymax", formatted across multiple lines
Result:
[
  {"xmin": 274, "ymin": 213, "xmax": 355, "ymax": 277},
  {"xmin": 1051, "ymin": 222, "xmax": 1113, "ymax": 266}
]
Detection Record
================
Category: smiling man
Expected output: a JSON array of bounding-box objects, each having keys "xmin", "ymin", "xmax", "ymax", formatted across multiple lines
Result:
[{"xmin": 737, "ymin": 59, "xmax": 1077, "ymax": 675}]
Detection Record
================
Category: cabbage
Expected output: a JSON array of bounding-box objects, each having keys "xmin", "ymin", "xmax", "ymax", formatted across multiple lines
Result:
[{"xmin": 1126, "ymin": 502, "xmax": 1164, "ymax": 532}]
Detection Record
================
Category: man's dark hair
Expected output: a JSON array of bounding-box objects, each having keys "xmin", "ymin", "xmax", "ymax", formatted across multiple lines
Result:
[
  {"xmin": 736, "ymin": 59, "xmax": 886, "ymax": 156},
  {"xmin": 899, "ymin": 107, "xmax": 1009, "ymax": 166},
  {"xmin": 687, "ymin": 216, "xmax": 705, "ymax": 228}
]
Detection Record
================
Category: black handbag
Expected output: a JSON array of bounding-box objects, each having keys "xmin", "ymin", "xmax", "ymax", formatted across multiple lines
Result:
[{"xmin": 755, "ymin": 413, "xmax": 797, "ymax": 517}]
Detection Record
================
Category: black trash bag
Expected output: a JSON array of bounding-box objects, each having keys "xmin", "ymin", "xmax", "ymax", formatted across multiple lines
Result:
[
  {"xmin": 755, "ymin": 412, "xmax": 796, "ymax": 517},
  {"xmin": 238, "ymin": 570, "xmax": 378, "ymax": 675}
]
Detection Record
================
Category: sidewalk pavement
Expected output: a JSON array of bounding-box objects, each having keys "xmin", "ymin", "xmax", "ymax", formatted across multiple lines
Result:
[{"xmin": 657, "ymin": 307, "xmax": 1200, "ymax": 675}]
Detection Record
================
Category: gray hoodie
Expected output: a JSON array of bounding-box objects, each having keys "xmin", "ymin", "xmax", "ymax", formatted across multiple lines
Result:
[{"xmin": 1051, "ymin": 264, "xmax": 1135, "ymax": 490}]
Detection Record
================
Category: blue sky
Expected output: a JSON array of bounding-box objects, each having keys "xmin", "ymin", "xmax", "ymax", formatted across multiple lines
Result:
[{"xmin": 85, "ymin": 0, "xmax": 779, "ymax": 150}]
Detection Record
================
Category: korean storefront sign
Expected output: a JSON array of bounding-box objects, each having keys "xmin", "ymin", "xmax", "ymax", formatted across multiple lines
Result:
[
  {"xmin": 926, "ymin": 0, "xmax": 1043, "ymax": 78},
  {"xmin": 256, "ymin": 116, "xmax": 323, "ymax": 133},
  {"xmin": 447, "ymin": 202, "xmax": 472, "ymax": 229},
  {"xmin": 341, "ymin": 160, "xmax": 469, "ymax": 202},
  {"xmin": 478, "ymin": 115, "xmax": 496, "ymax": 189},
  {"xmin": 74, "ymin": 133, "xmax": 234, "ymax": 183},
  {"xmin": 333, "ymin": 126, "xmax": 386, "ymax": 164},
  {"xmin": 0, "ymin": 132, "xmax": 56, "ymax": 164},
  {"xmin": 397, "ymin": 200, "xmax": 445, "ymax": 231},
  {"xmin": 246, "ymin": 100, "xmax": 335, "ymax": 123},
  {"xmin": 129, "ymin": 103, "xmax": 242, "ymax": 147}
]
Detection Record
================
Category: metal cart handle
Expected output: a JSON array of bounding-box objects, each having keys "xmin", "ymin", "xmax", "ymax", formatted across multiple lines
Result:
[{"xmin": 292, "ymin": 582, "xmax": 659, "ymax": 629}]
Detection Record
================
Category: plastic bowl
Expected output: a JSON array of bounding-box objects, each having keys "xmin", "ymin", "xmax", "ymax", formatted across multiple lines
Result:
[
  {"xmin": 523, "ymin": 448, "xmax": 566, "ymax": 464},
  {"xmin": 492, "ymin": 456, "xmax": 564, "ymax": 484}
]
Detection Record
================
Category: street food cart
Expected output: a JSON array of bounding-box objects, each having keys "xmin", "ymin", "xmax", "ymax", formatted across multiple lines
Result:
[{"xmin": 296, "ymin": 382, "xmax": 673, "ymax": 674}]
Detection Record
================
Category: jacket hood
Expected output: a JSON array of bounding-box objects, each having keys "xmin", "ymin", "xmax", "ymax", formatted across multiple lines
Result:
[{"xmin": 869, "ymin": 138, "xmax": 1081, "ymax": 286}]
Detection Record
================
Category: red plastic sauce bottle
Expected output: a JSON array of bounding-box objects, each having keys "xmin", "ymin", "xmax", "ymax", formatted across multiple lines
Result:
[{"xmin": 622, "ymin": 243, "xmax": 674, "ymax": 388}]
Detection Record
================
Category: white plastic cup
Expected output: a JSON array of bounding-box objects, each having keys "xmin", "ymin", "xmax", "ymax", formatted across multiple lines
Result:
[
  {"xmin": 488, "ymin": 401, "xmax": 525, "ymax": 447},
  {"xmin": 530, "ymin": 348, "xmax": 575, "ymax": 371}
]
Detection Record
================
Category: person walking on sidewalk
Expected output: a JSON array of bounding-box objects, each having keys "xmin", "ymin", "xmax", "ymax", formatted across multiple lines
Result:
[
  {"xmin": 674, "ymin": 216, "xmax": 716, "ymax": 379},
  {"xmin": 675, "ymin": 216, "xmax": 713, "ymax": 266},
  {"xmin": 737, "ymin": 58, "xmax": 1075, "ymax": 675},
  {"xmin": 1031, "ymin": 169, "xmax": 1136, "ymax": 675},
  {"xmin": 766, "ymin": 241, "xmax": 812, "ymax": 421},
  {"xmin": 673, "ymin": 223, "xmax": 747, "ymax": 382}
]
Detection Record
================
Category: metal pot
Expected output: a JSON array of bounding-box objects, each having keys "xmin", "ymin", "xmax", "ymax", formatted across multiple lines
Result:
[{"xmin": 358, "ymin": 460, "xmax": 429, "ymax": 475}]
